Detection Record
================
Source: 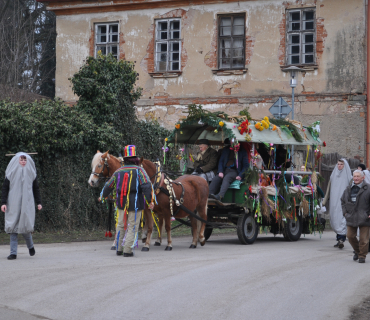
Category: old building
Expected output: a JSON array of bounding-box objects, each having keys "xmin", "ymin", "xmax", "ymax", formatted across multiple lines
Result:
[{"xmin": 38, "ymin": 0, "xmax": 368, "ymax": 162}]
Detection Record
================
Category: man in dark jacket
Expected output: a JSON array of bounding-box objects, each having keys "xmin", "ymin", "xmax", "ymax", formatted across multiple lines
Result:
[
  {"xmin": 192, "ymin": 139, "xmax": 218, "ymax": 182},
  {"xmin": 341, "ymin": 170, "xmax": 370, "ymax": 263},
  {"xmin": 209, "ymin": 138, "xmax": 249, "ymax": 201},
  {"xmin": 101, "ymin": 145, "xmax": 153, "ymax": 257}
]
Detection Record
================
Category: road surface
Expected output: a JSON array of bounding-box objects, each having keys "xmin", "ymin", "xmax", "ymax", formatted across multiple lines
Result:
[{"xmin": 0, "ymin": 231, "xmax": 369, "ymax": 320}]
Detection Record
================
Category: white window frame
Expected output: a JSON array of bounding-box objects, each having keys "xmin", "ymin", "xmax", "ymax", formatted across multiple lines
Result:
[
  {"xmin": 95, "ymin": 22, "xmax": 119, "ymax": 59},
  {"xmin": 155, "ymin": 18, "xmax": 181, "ymax": 72},
  {"xmin": 286, "ymin": 8, "xmax": 316, "ymax": 66}
]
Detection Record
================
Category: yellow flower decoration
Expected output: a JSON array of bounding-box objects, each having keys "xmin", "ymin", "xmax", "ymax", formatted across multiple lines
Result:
[
  {"xmin": 255, "ymin": 122, "xmax": 261, "ymax": 130},
  {"xmin": 272, "ymin": 125, "xmax": 277, "ymax": 131},
  {"xmin": 165, "ymin": 138, "xmax": 168, "ymax": 142},
  {"xmin": 175, "ymin": 124, "xmax": 181, "ymax": 129},
  {"xmin": 261, "ymin": 120, "xmax": 269, "ymax": 129},
  {"xmin": 219, "ymin": 121, "xmax": 224, "ymax": 127},
  {"xmin": 214, "ymin": 129, "xmax": 218, "ymax": 133}
]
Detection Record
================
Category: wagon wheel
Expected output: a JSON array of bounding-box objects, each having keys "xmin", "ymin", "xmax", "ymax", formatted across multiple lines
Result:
[
  {"xmin": 237, "ymin": 212, "xmax": 258, "ymax": 245},
  {"xmin": 283, "ymin": 216, "xmax": 303, "ymax": 241}
]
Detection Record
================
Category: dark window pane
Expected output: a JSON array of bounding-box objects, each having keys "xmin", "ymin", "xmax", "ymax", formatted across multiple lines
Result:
[
  {"xmin": 160, "ymin": 53, "xmax": 167, "ymax": 62},
  {"xmin": 233, "ymin": 48, "xmax": 243, "ymax": 58},
  {"xmin": 110, "ymin": 25, "xmax": 118, "ymax": 33},
  {"xmin": 159, "ymin": 43, "xmax": 167, "ymax": 52},
  {"xmin": 305, "ymin": 11, "xmax": 314, "ymax": 20},
  {"xmin": 304, "ymin": 21, "xmax": 314, "ymax": 30},
  {"xmin": 99, "ymin": 26, "xmax": 106, "ymax": 33},
  {"xmin": 160, "ymin": 32, "xmax": 167, "ymax": 40},
  {"xmin": 171, "ymin": 21, "xmax": 180, "ymax": 30},
  {"xmin": 232, "ymin": 58, "xmax": 244, "ymax": 68},
  {"xmin": 291, "ymin": 35, "xmax": 300, "ymax": 44},
  {"xmin": 172, "ymin": 53, "xmax": 179, "ymax": 61},
  {"xmin": 172, "ymin": 43, "xmax": 179, "ymax": 51},
  {"xmin": 291, "ymin": 12, "xmax": 300, "ymax": 21},
  {"xmin": 98, "ymin": 46, "xmax": 106, "ymax": 55},
  {"xmin": 305, "ymin": 44, "xmax": 313, "ymax": 53},
  {"xmin": 305, "ymin": 55, "xmax": 314, "ymax": 63},
  {"xmin": 291, "ymin": 55, "xmax": 299, "ymax": 64},
  {"xmin": 220, "ymin": 49, "xmax": 231, "ymax": 58},
  {"xmin": 172, "ymin": 31, "xmax": 180, "ymax": 39},
  {"xmin": 100, "ymin": 35, "xmax": 106, "ymax": 42},
  {"xmin": 111, "ymin": 46, "xmax": 118, "ymax": 54},
  {"xmin": 158, "ymin": 22, "xmax": 167, "ymax": 30},
  {"xmin": 305, "ymin": 34, "xmax": 314, "ymax": 43},
  {"xmin": 171, "ymin": 62, "xmax": 179, "ymax": 70},
  {"xmin": 111, "ymin": 35, "xmax": 118, "ymax": 42},
  {"xmin": 292, "ymin": 22, "xmax": 300, "ymax": 31},
  {"xmin": 220, "ymin": 59, "xmax": 230, "ymax": 68},
  {"xmin": 291, "ymin": 45, "xmax": 300, "ymax": 54}
]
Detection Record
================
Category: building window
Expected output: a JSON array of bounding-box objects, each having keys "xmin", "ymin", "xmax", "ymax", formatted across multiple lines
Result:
[
  {"xmin": 95, "ymin": 23, "xmax": 119, "ymax": 59},
  {"xmin": 286, "ymin": 8, "xmax": 315, "ymax": 65},
  {"xmin": 155, "ymin": 19, "xmax": 181, "ymax": 72},
  {"xmin": 218, "ymin": 14, "xmax": 245, "ymax": 69}
]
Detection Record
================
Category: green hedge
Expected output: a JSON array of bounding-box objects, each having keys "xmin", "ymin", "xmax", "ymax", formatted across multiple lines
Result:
[{"xmin": 0, "ymin": 99, "xmax": 173, "ymax": 232}]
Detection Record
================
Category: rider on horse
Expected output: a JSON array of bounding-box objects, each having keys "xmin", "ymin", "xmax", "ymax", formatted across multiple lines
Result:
[{"xmin": 101, "ymin": 145, "xmax": 155, "ymax": 257}]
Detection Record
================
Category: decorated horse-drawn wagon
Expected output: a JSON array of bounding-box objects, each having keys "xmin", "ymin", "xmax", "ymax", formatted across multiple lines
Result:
[{"xmin": 166, "ymin": 105, "xmax": 325, "ymax": 245}]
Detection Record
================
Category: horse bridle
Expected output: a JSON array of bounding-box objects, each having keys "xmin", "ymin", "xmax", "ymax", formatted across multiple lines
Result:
[{"xmin": 91, "ymin": 157, "xmax": 110, "ymax": 181}]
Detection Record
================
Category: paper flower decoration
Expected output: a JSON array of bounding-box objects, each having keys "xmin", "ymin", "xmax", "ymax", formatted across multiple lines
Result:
[
  {"xmin": 175, "ymin": 123, "xmax": 181, "ymax": 129},
  {"xmin": 219, "ymin": 121, "xmax": 224, "ymax": 127}
]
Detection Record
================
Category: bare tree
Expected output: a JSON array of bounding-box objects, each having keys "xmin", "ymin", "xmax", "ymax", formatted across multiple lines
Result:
[{"xmin": 0, "ymin": 0, "xmax": 56, "ymax": 101}]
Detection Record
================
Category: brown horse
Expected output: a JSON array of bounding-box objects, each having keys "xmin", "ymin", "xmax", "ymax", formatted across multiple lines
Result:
[
  {"xmin": 88, "ymin": 151, "xmax": 156, "ymax": 250},
  {"xmin": 140, "ymin": 159, "xmax": 209, "ymax": 250},
  {"xmin": 88, "ymin": 151, "xmax": 209, "ymax": 250}
]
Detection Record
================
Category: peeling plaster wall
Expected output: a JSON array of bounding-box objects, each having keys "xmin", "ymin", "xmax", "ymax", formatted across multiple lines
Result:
[{"xmin": 54, "ymin": 0, "xmax": 366, "ymax": 159}]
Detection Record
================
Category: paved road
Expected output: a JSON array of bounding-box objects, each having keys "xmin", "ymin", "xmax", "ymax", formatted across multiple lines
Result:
[{"xmin": 0, "ymin": 231, "xmax": 369, "ymax": 320}]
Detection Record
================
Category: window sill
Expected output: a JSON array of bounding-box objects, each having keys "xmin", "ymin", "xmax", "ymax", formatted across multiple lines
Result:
[
  {"xmin": 212, "ymin": 69, "xmax": 248, "ymax": 76},
  {"xmin": 280, "ymin": 64, "xmax": 318, "ymax": 71},
  {"xmin": 149, "ymin": 72, "xmax": 182, "ymax": 78}
]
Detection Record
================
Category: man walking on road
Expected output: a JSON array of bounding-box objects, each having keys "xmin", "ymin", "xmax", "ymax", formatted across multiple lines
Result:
[
  {"xmin": 323, "ymin": 159, "xmax": 352, "ymax": 249},
  {"xmin": 341, "ymin": 170, "xmax": 370, "ymax": 263}
]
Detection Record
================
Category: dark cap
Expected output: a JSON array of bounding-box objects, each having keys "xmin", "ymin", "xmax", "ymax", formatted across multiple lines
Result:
[
  {"xmin": 358, "ymin": 163, "xmax": 367, "ymax": 171},
  {"xmin": 224, "ymin": 138, "xmax": 230, "ymax": 145},
  {"xmin": 197, "ymin": 139, "xmax": 210, "ymax": 145}
]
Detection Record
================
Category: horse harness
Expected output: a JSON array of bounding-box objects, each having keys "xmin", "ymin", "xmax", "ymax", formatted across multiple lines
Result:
[
  {"xmin": 152, "ymin": 161, "xmax": 185, "ymax": 216},
  {"xmin": 91, "ymin": 157, "xmax": 111, "ymax": 181}
]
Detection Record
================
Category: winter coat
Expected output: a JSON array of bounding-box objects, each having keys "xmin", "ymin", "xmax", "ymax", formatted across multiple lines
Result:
[
  {"xmin": 218, "ymin": 147, "xmax": 249, "ymax": 179},
  {"xmin": 341, "ymin": 182, "xmax": 370, "ymax": 227},
  {"xmin": 193, "ymin": 147, "xmax": 218, "ymax": 174},
  {"xmin": 102, "ymin": 165, "xmax": 152, "ymax": 211},
  {"xmin": 2, "ymin": 178, "xmax": 41, "ymax": 206}
]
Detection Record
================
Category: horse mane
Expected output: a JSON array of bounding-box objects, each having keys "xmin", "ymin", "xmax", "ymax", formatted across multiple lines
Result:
[
  {"xmin": 91, "ymin": 152, "xmax": 102, "ymax": 169},
  {"xmin": 91, "ymin": 152, "xmax": 120, "ymax": 169}
]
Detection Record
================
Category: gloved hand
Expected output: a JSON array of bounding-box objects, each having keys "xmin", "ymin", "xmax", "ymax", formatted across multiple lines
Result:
[{"xmin": 195, "ymin": 166, "xmax": 203, "ymax": 174}]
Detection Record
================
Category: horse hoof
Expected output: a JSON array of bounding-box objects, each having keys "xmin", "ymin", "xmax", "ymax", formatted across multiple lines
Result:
[
  {"xmin": 141, "ymin": 247, "xmax": 149, "ymax": 252},
  {"xmin": 165, "ymin": 246, "xmax": 172, "ymax": 251},
  {"xmin": 110, "ymin": 246, "xmax": 116, "ymax": 250},
  {"xmin": 154, "ymin": 242, "xmax": 161, "ymax": 246},
  {"xmin": 189, "ymin": 244, "xmax": 197, "ymax": 249},
  {"xmin": 142, "ymin": 238, "xmax": 147, "ymax": 243},
  {"xmin": 200, "ymin": 240, "xmax": 206, "ymax": 246}
]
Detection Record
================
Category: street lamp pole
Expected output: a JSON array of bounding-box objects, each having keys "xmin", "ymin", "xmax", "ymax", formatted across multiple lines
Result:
[{"xmin": 283, "ymin": 66, "xmax": 303, "ymax": 170}]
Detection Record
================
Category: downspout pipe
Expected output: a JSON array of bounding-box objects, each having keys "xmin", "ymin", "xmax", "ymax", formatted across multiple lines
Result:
[{"xmin": 367, "ymin": 0, "xmax": 370, "ymax": 168}]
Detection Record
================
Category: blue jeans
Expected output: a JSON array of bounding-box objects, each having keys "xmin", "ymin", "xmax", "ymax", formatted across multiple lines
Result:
[
  {"xmin": 10, "ymin": 233, "xmax": 34, "ymax": 255},
  {"xmin": 336, "ymin": 233, "xmax": 346, "ymax": 242}
]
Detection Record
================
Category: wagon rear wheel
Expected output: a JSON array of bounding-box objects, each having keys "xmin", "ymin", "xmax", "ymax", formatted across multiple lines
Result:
[
  {"xmin": 283, "ymin": 216, "xmax": 302, "ymax": 241},
  {"xmin": 237, "ymin": 213, "xmax": 258, "ymax": 245}
]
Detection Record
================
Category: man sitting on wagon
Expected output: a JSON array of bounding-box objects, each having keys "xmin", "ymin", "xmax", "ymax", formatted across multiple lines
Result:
[
  {"xmin": 192, "ymin": 139, "xmax": 218, "ymax": 182},
  {"xmin": 209, "ymin": 138, "xmax": 249, "ymax": 201}
]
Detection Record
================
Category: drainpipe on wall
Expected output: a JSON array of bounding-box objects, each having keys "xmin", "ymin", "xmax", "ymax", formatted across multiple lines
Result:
[{"xmin": 367, "ymin": 0, "xmax": 370, "ymax": 168}]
